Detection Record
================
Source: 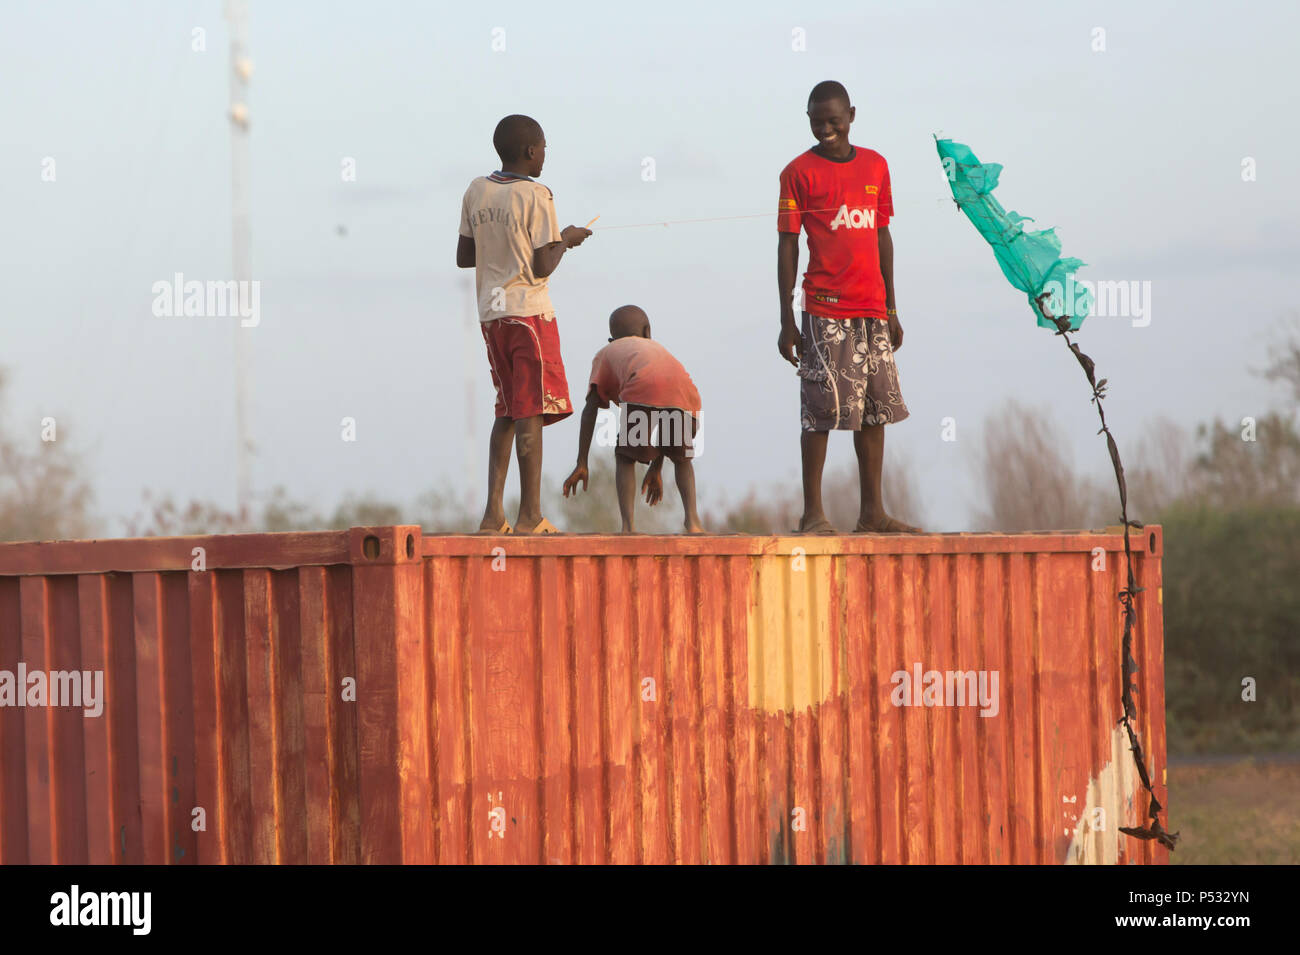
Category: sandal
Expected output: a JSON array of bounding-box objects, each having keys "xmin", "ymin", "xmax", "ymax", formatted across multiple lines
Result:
[
  {"xmin": 793, "ymin": 518, "xmax": 840, "ymax": 535},
  {"xmin": 853, "ymin": 516, "xmax": 923, "ymax": 534},
  {"xmin": 518, "ymin": 517, "xmax": 560, "ymax": 535}
]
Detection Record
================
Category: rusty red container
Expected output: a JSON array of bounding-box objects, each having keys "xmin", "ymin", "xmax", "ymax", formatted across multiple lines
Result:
[{"xmin": 0, "ymin": 526, "xmax": 1168, "ymax": 864}]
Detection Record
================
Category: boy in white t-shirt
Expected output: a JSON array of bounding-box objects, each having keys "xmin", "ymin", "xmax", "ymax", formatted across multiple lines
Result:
[{"xmin": 457, "ymin": 114, "xmax": 591, "ymax": 534}]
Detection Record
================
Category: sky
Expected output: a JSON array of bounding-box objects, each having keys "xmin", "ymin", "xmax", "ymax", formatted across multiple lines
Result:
[{"xmin": 2, "ymin": 0, "xmax": 1297, "ymax": 534}]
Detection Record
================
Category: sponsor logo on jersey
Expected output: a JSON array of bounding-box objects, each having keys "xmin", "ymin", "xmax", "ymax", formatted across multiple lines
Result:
[{"xmin": 829, "ymin": 204, "xmax": 876, "ymax": 231}]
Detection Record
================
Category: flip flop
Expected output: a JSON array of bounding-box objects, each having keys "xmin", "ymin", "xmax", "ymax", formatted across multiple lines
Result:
[
  {"xmin": 474, "ymin": 521, "xmax": 513, "ymax": 535},
  {"xmin": 793, "ymin": 518, "xmax": 840, "ymax": 535},
  {"xmin": 518, "ymin": 517, "xmax": 560, "ymax": 535},
  {"xmin": 853, "ymin": 516, "xmax": 923, "ymax": 534}
]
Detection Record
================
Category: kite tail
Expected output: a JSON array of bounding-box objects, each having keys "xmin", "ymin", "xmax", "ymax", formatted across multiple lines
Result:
[{"xmin": 1034, "ymin": 292, "xmax": 1180, "ymax": 853}]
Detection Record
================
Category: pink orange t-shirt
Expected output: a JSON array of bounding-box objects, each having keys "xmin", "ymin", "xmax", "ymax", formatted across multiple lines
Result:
[{"xmin": 588, "ymin": 338, "xmax": 701, "ymax": 414}]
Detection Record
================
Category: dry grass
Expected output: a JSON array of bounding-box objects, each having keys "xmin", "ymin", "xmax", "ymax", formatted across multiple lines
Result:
[
  {"xmin": 1167, "ymin": 758, "xmax": 1300, "ymax": 865},
  {"xmin": 969, "ymin": 398, "xmax": 1111, "ymax": 531}
]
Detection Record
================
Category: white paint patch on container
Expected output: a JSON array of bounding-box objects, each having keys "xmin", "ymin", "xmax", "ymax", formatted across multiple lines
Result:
[{"xmin": 1065, "ymin": 725, "xmax": 1141, "ymax": 865}]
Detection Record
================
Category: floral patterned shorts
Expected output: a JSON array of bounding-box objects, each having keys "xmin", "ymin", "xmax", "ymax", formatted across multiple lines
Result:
[{"xmin": 798, "ymin": 311, "xmax": 909, "ymax": 431}]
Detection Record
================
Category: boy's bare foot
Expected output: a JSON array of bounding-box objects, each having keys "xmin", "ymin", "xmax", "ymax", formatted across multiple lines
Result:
[
  {"xmin": 853, "ymin": 515, "xmax": 923, "ymax": 534},
  {"xmin": 796, "ymin": 515, "xmax": 839, "ymax": 535},
  {"xmin": 684, "ymin": 521, "xmax": 707, "ymax": 535}
]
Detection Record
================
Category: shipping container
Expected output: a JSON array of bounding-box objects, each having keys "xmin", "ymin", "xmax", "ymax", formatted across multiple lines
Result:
[{"xmin": 0, "ymin": 525, "xmax": 1168, "ymax": 864}]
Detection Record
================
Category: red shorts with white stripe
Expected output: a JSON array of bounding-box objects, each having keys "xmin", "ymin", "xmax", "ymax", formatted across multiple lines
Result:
[{"xmin": 481, "ymin": 314, "xmax": 573, "ymax": 424}]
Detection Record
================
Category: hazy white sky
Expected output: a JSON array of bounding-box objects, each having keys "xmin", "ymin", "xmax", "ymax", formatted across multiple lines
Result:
[{"xmin": 2, "ymin": 0, "xmax": 1296, "ymax": 533}]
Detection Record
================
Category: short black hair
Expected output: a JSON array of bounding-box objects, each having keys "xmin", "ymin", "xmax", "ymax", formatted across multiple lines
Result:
[
  {"xmin": 609, "ymin": 305, "xmax": 649, "ymax": 339},
  {"xmin": 808, "ymin": 80, "xmax": 851, "ymax": 109},
  {"xmin": 493, "ymin": 114, "xmax": 544, "ymax": 163}
]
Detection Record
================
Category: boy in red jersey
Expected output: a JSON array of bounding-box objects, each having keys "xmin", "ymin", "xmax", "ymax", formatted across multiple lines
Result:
[
  {"xmin": 776, "ymin": 81, "xmax": 921, "ymax": 534},
  {"xmin": 457, "ymin": 114, "xmax": 591, "ymax": 534}
]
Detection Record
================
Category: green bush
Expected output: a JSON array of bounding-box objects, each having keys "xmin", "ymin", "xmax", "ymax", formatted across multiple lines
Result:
[{"xmin": 1159, "ymin": 503, "xmax": 1300, "ymax": 755}]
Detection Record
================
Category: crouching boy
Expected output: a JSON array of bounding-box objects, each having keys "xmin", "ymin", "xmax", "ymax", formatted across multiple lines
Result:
[{"xmin": 562, "ymin": 306, "xmax": 704, "ymax": 534}]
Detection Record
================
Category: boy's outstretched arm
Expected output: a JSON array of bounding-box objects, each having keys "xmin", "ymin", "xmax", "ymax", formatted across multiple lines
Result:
[
  {"xmin": 533, "ymin": 226, "xmax": 593, "ymax": 279},
  {"xmin": 777, "ymin": 232, "xmax": 802, "ymax": 366},
  {"xmin": 457, "ymin": 235, "xmax": 475, "ymax": 268},
  {"xmin": 562, "ymin": 386, "xmax": 602, "ymax": 496},
  {"xmin": 878, "ymin": 225, "xmax": 902, "ymax": 350}
]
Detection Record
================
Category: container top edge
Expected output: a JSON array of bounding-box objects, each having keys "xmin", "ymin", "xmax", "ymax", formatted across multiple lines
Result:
[{"xmin": 0, "ymin": 526, "xmax": 1161, "ymax": 575}]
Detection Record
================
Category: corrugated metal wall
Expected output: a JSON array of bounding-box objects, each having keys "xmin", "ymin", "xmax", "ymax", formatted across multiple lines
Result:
[
  {"xmin": 0, "ymin": 530, "xmax": 369, "ymax": 864},
  {"xmin": 0, "ymin": 526, "xmax": 1167, "ymax": 864}
]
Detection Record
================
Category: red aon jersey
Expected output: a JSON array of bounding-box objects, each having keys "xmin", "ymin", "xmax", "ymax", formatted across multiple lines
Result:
[{"xmin": 777, "ymin": 146, "xmax": 893, "ymax": 319}]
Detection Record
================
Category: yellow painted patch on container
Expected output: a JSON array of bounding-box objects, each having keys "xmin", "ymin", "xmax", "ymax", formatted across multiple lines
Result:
[
  {"xmin": 1158, "ymin": 586, "xmax": 1163, "ymax": 604},
  {"xmin": 746, "ymin": 553, "xmax": 842, "ymax": 714}
]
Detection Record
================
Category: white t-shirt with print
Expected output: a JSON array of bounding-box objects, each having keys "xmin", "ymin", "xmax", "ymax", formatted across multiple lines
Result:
[{"xmin": 459, "ymin": 173, "xmax": 563, "ymax": 323}]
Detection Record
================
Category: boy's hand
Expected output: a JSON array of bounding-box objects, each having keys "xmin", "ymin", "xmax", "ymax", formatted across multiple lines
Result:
[
  {"xmin": 888, "ymin": 313, "xmax": 903, "ymax": 351},
  {"xmin": 642, "ymin": 466, "xmax": 664, "ymax": 506},
  {"xmin": 777, "ymin": 316, "xmax": 803, "ymax": 368},
  {"xmin": 561, "ymin": 226, "xmax": 592, "ymax": 248},
  {"xmin": 559, "ymin": 465, "xmax": 590, "ymax": 501}
]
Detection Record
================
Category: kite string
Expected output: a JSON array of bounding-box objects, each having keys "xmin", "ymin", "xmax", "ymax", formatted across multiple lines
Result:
[
  {"xmin": 591, "ymin": 156, "xmax": 974, "ymax": 231},
  {"xmin": 594, "ymin": 206, "xmax": 857, "ymax": 231}
]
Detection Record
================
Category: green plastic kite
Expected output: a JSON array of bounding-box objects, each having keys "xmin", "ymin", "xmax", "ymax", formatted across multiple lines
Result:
[
  {"xmin": 936, "ymin": 137, "xmax": 1091, "ymax": 331},
  {"xmin": 936, "ymin": 136, "xmax": 1177, "ymax": 852}
]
